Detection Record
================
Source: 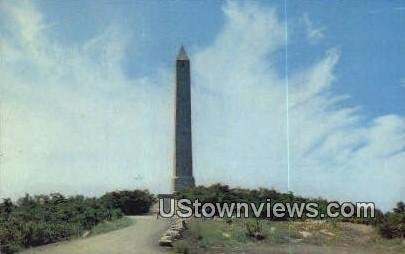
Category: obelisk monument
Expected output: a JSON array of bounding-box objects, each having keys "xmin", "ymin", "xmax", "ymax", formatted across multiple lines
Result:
[{"xmin": 173, "ymin": 46, "xmax": 195, "ymax": 192}]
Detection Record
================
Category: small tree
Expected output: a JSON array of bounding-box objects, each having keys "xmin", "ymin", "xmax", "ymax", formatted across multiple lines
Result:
[{"xmin": 100, "ymin": 190, "xmax": 155, "ymax": 215}]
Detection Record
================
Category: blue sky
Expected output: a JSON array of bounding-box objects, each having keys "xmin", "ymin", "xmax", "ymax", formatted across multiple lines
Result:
[
  {"xmin": 36, "ymin": 0, "xmax": 404, "ymax": 116},
  {"xmin": 0, "ymin": 1, "xmax": 404, "ymax": 210}
]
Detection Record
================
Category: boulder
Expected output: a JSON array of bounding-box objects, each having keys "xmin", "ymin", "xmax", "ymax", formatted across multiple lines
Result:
[
  {"xmin": 158, "ymin": 217, "xmax": 188, "ymax": 247},
  {"xmin": 159, "ymin": 237, "xmax": 173, "ymax": 247},
  {"xmin": 299, "ymin": 231, "xmax": 313, "ymax": 238},
  {"xmin": 320, "ymin": 229, "xmax": 335, "ymax": 237}
]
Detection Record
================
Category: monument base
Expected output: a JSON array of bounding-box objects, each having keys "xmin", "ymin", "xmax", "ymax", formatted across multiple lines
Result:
[{"xmin": 172, "ymin": 176, "xmax": 195, "ymax": 192}]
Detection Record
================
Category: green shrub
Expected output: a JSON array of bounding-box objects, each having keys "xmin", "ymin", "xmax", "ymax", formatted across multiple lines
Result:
[
  {"xmin": 0, "ymin": 192, "xmax": 128, "ymax": 253},
  {"xmin": 378, "ymin": 208, "xmax": 405, "ymax": 238},
  {"xmin": 176, "ymin": 184, "xmax": 404, "ymax": 240},
  {"xmin": 100, "ymin": 190, "xmax": 155, "ymax": 215},
  {"xmin": 174, "ymin": 240, "xmax": 190, "ymax": 254},
  {"xmin": 245, "ymin": 219, "xmax": 265, "ymax": 240}
]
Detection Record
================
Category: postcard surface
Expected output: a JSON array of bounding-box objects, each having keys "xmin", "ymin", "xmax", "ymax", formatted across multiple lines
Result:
[{"xmin": 0, "ymin": 1, "xmax": 404, "ymax": 253}]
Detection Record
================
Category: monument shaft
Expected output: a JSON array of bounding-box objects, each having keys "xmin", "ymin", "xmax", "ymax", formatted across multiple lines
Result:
[{"xmin": 173, "ymin": 47, "xmax": 195, "ymax": 192}]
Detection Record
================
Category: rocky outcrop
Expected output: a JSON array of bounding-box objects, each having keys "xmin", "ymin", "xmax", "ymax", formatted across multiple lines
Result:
[{"xmin": 159, "ymin": 218, "xmax": 187, "ymax": 247}]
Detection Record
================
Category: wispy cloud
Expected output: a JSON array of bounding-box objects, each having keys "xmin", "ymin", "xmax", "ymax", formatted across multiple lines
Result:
[
  {"xmin": 0, "ymin": 1, "xmax": 174, "ymax": 197},
  {"xmin": 0, "ymin": 1, "xmax": 403, "ymax": 210},
  {"xmin": 301, "ymin": 13, "xmax": 325, "ymax": 44},
  {"xmin": 193, "ymin": 2, "xmax": 404, "ymax": 210}
]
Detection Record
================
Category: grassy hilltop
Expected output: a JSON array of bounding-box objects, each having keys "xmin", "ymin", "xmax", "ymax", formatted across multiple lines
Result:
[
  {"xmin": 0, "ymin": 184, "xmax": 403, "ymax": 254},
  {"xmin": 175, "ymin": 218, "xmax": 405, "ymax": 254},
  {"xmin": 173, "ymin": 184, "xmax": 405, "ymax": 254}
]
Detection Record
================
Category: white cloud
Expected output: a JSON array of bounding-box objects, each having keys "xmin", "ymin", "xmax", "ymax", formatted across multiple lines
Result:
[
  {"xmin": 0, "ymin": 1, "xmax": 403, "ymax": 210},
  {"xmin": 302, "ymin": 13, "xmax": 325, "ymax": 44},
  {"xmin": 192, "ymin": 2, "xmax": 404, "ymax": 210},
  {"xmin": 0, "ymin": 1, "xmax": 174, "ymax": 197}
]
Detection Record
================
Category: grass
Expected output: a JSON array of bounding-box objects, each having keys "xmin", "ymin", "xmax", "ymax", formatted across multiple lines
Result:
[
  {"xmin": 174, "ymin": 240, "xmax": 191, "ymax": 254},
  {"xmin": 183, "ymin": 218, "xmax": 405, "ymax": 254},
  {"xmin": 91, "ymin": 216, "xmax": 134, "ymax": 236},
  {"xmin": 188, "ymin": 218, "xmax": 299, "ymax": 247}
]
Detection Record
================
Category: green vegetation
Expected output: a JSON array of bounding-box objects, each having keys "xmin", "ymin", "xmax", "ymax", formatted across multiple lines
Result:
[
  {"xmin": 378, "ymin": 201, "xmax": 405, "ymax": 238},
  {"xmin": 244, "ymin": 219, "xmax": 265, "ymax": 240},
  {"xmin": 176, "ymin": 184, "xmax": 404, "ymax": 240},
  {"xmin": 185, "ymin": 218, "xmax": 405, "ymax": 254},
  {"xmin": 187, "ymin": 218, "xmax": 299, "ymax": 248},
  {"xmin": 174, "ymin": 239, "xmax": 191, "ymax": 254},
  {"xmin": 190, "ymin": 219, "xmax": 277, "ymax": 246},
  {"xmin": 101, "ymin": 190, "xmax": 156, "ymax": 215},
  {"xmin": 0, "ymin": 190, "xmax": 154, "ymax": 254},
  {"xmin": 91, "ymin": 216, "xmax": 134, "ymax": 235}
]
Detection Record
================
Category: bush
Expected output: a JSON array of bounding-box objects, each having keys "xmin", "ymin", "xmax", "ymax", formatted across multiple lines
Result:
[
  {"xmin": 176, "ymin": 184, "xmax": 404, "ymax": 240},
  {"xmin": 100, "ymin": 190, "xmax": 155, "ymax": 215},
  {"xmin": 245, "ymin": 219, "xmax": 265, "ymax": 240},
  {"xmin": 0, "ymin": 192, "xmax": 128, "ymax": 253},
  {"xmin": 174, "ymin": 240, "xmax": 191, "ymax": 254},
  {"xmin": 378, "ymin": 202, "xmax": 405, "ymax": 239}
]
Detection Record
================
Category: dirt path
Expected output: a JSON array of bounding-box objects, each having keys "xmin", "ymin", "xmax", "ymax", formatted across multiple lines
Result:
[{"xmin": 21, "ymin": 215, "xmax": 170, "ymax": 254}]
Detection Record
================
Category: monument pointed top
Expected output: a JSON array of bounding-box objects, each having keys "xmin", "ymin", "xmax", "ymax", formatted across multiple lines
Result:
[{"xmin": 177, "ymin": 45, "xmax": 189, "ymax": 61}]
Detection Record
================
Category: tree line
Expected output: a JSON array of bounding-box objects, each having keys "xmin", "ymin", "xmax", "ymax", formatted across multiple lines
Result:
[{"xmin": 0, "ymin": 190, "xmax": 155, "ymax": 253}]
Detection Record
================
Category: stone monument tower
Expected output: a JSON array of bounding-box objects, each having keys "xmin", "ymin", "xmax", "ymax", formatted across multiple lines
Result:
[{"xmin": 173, "ymin": 46, "xmax": 195, "ymax": 192}]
